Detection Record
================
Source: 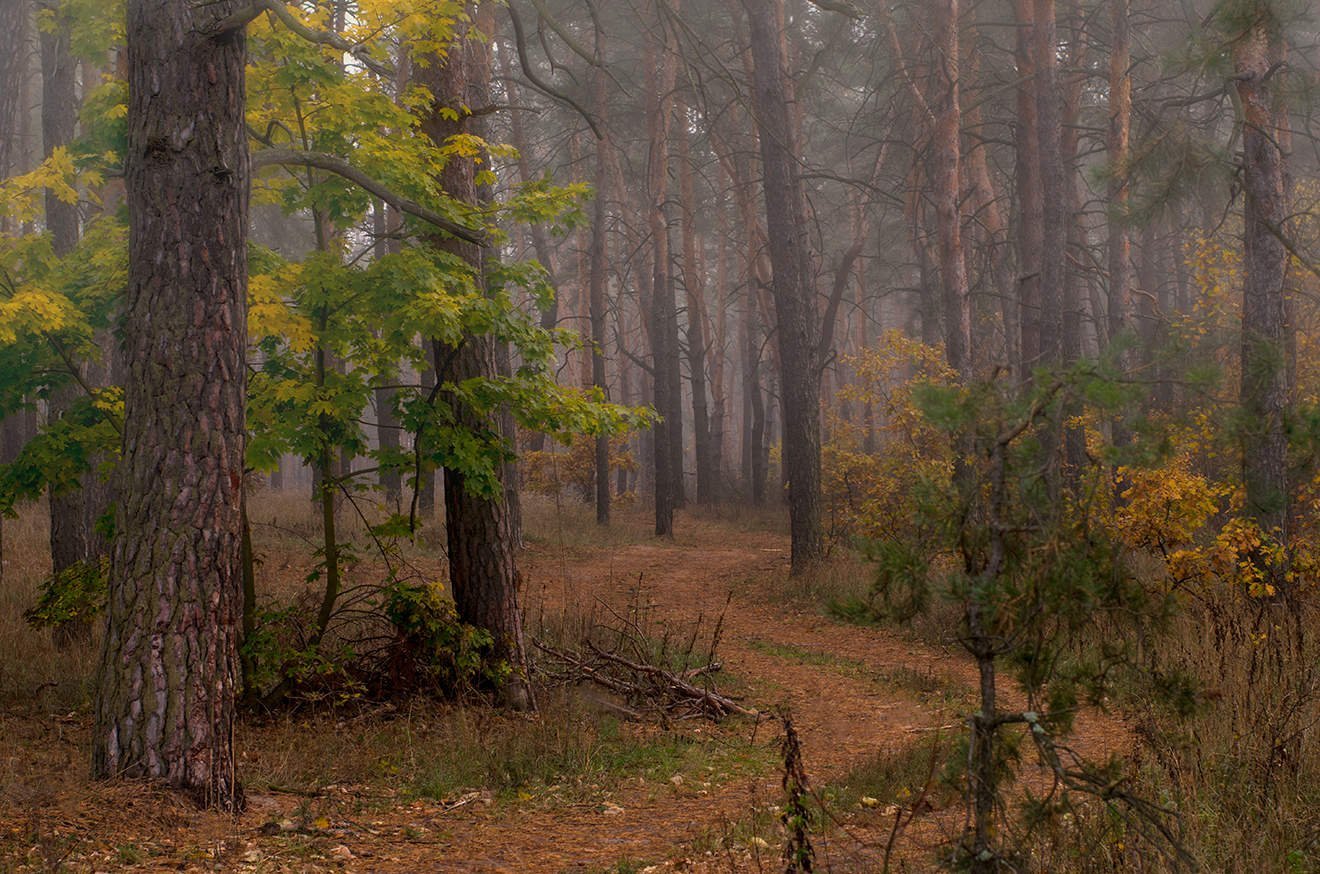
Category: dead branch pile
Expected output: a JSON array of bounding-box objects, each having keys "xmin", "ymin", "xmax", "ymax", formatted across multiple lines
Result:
[{"xmin": 531, "ymin": 592, "xmax": 758, "ymax": 722}]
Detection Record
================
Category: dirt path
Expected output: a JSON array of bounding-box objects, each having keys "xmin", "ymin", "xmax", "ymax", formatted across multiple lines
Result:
[
  {"xmin": 384, "ymin": 525, "xmax": 977, "ymax": 872},
  {"xmin": 0, "ymin": 517, "xmax": 1129, "ymax": 872}
]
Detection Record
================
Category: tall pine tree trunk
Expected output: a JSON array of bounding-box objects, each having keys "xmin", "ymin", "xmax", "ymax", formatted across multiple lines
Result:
[
  {"xmin": 418, "ymin": 4, "xmax": 532, "ymax": 708},
  {"xmin": 645, "ymin": 4, "xmax": 683, "ymax": 535},
  {"xmin": 41, "ymin": 3, "xmax": 98, "ymax": 635},
  {"xmin": 588, "ymin": 51, "xmax": 612, "ymax": 525},
  {"xmin": 742, "ymin": 0, "xmax": 824, "ymax": 571},
  {"xmin": 676, "ymin": 93, "xmax": 717, "ymax": 504},
  {"xmin": 1013, "ymin": 0, "xmax": 1044, "ymax": 379},
  {"xmin": 93, "ymin": 0, "xmax": 249, "ymax": 810},
  {"xmin": 931, "ymin": 0, "xmax": 971, "ymax": 379},
  {"xmin": 1235, "ymin": 13, "xmax": 1291, "ymax": 546}
]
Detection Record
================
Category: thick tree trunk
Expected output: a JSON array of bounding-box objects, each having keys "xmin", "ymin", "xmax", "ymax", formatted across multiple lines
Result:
[
  {"xmin": 0, "ymin": 0, "xmax": 26, "ymax": 220},
  {"xmin": 93, "ymin": 0, "xmax": 248, "ymax": 810},
  {"xmin": 1235, "ymin": 17, "xmax": 1291, "ymax": 544},
  {"xmin": 418, "ymin": 4, "xmax": 532, "ymax": 708},
  {"xmin": 742, "ymin": 0, "xmax": 824, "ymax": 571}
]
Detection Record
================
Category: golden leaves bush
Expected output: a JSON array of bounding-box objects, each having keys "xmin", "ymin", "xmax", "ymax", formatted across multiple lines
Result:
[{"xmin": 821, "ymin": 331, "xmax": 954, "ymax": 541}]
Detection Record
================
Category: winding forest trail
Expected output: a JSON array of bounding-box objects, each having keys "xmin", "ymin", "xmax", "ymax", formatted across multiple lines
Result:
[{"xmin": 0, "ymin": 513, "xmax": 1129, "ymax": 872}]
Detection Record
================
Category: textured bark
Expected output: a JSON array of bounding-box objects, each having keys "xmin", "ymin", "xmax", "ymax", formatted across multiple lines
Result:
[
  {"xmin": 93, "ymin": 0, "xmax": 248, "ymax": 810},
  {"xmin": 417, "ymin": 5, "xmax": 531, "ymax": 708},
  {"xmin": 0, "ymin": 0, "xmax": 25, "ymax": 198},
  {"xmin": 742, "ymin": 0, "xmax": 824, "ymax": 571},
  {"xmin": 1235, "ymin": 16, "xmax": 1291, "ymax": 542}
]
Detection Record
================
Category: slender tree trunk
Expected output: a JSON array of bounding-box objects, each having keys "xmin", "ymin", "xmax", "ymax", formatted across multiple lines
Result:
[
  {"xmin": 417, "ymin": 359, "xmax": 437, "ymax": 517},
  {"xmin": 1013, "ymin": 0, "xmax": 1044, "ymax": 380},
  {"xmin": 587, "ymin": 52, "xmax": 612, "ymax": 525},
  {"xmin": 372, "ymin": 201, "xmax": 403, "ymax": 511},
  {"xmin": 964, "ymin": 11, "xmax": 1018, "ymax": 372},
  {"xmin": 94, "ymin": 0, "xmax": 249, "ymax": 810},
  {"xmin": 1235, "ymin": 16, "xmax": 1291, "ymax": 545},
  {"xmin": 676, "ymin": 93, "xmax": 717, "ymax": 504},
  {"xmin": 710, "ymin": 176, "xmax": 730, "ymax": 492},
  {"xmin": 1059, "ymin": 7, "xmax": 1088, "ymax": 478},
  {"xmin": 645, "ymin": 4, "xmax": 683, "ymax": 535},
  {"xmin": 1105, "ymin": 0, "xmax": 1132, "ymax": 355},
  {"xmin": 0, "ymin": 0, "xmax": 27, "ymax": 231},
  {"xmin": 742, "ymin": 0, "xmax": 824, "ymax": 571},
  {"xmin": 418, "ymin": 4, "xmax": 532, "ymax": 708},
  {"xmin": 41, "ymin": 2, "xmax": 98, "ymax": 640},
  {"xmin": 931, "ymin": 0, "xmax": 971, "ymax": 379},
  {"xmin": 1034, "ymin": 0, "xmax": 1065, "ymax": 374}
]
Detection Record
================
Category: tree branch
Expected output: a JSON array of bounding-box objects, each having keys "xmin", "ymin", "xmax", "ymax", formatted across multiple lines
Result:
[
  {"xmin": 506, "ymin": 1, "xmax": 604, "ymax": 140},
  {"xmin": 208, "ymin": 0, "xmax": 393, "ymax": 78},
  {"xmin": 252, "ymin": 148, "xmax": 485, "ymax": 246}
]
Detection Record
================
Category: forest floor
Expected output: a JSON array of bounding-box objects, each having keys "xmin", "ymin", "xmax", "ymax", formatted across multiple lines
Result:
[{"xmin": 0, "ymin": 499, "xmax": 1130, "ymax": 872}]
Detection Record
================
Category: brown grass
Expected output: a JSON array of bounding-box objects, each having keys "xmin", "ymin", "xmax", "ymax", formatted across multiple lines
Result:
[{"xmin": 0, "ymin": 504, "xmax": 97, "ymax": 713}]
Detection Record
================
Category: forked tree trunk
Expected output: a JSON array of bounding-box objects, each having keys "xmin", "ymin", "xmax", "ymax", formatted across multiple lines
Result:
[{"xmin": 93, "ymin": 0, "xmax": 249, "ymax": 810}]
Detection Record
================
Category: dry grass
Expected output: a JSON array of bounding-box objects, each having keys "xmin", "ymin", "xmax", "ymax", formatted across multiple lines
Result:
[
  {"xmin": 0, "ymin": 489, "xmax": 772, "ymax": 839},
  {"xmin": 0, "ymin": 503, "xmax": 98, "ymax": 713},
  {"xmin": 1115, "ymin": 593, "xmax": 1320, "ymax": 872},
  {"xmin": 239, "ymin": 691, "xmax": 761, "ymax": 805}
]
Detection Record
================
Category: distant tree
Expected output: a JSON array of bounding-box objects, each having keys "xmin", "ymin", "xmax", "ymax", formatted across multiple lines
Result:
[{"xmin": 1229, "ymin": 0, "xmax": 1292, "ymax": 550}]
